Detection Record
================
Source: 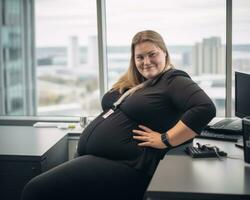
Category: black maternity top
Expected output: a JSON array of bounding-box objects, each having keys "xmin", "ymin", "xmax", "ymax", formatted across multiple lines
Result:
[{"xmin": 77, "ymin": 69, "xmax": 216, "ymax": 177}]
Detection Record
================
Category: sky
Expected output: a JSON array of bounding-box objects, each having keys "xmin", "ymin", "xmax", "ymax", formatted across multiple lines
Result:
[{"xmin": 35, "ymin": 0, "xmax": 250, "ymax": 47}]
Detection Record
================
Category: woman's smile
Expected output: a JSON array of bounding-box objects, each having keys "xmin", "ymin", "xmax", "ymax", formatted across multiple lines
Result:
[{"xmin": 142, "ymin": 65, "xmax": 155, "ymax": 70}]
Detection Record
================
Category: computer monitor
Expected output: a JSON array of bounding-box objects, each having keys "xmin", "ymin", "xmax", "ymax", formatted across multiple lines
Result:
[{"xmin": 235, "ymin": 71, "xmax": 250, "ymax": 118}]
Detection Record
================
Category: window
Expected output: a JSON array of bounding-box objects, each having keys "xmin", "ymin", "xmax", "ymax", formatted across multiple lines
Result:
[
  {"xmin": 106, "ymin": 0, "xmax": 226, "ymax": 116},
  {"xmin": 232, "ymin": 0, "xmax": 250, "ymax": 116},
  {"xmin": 35, "ymin": 0, "xmax": 100, "ymax": 116},
  {"xmin": 1, "ymin": 0, "xmax": 248, "ymax": 119}
]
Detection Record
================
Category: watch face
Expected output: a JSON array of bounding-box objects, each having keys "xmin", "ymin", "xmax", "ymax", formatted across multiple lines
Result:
[
  {"xmin": 161, "ymin": 133, "xmax": 167, "ymax": 140},
  {"xmin": 161, "ymin": 133, "xmax": 172, "ymax": 147}
]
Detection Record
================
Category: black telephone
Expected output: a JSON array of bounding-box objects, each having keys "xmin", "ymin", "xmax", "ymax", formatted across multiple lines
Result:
[{"xmin": 185, "ymin": 143, "xmax": 227, "ymax": 158}]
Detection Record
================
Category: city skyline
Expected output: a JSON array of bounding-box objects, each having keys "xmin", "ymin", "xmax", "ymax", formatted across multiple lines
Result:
[{"xmin": 36, "ymin": 35, "xmax": 250, "ymax": 69}]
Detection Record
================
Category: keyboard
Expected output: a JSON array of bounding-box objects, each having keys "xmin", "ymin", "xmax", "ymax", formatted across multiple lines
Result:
[
  {"xmin": 197, "ymin": 130, "xmax": 240, "ymax": 142},
  {"xmin": 185, "ymin": 146, "xmax": 227, "ymax": 158}
]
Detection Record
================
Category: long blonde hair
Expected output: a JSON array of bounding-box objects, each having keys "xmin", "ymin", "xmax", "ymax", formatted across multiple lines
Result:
[{"xmin": 112, "ymin": 30, "xmax": 173, "ymax": 93}]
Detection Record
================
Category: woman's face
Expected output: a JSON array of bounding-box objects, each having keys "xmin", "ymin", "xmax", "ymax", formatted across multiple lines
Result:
[{"xmin": 134, "ymin": 41, "xmax": 166, "ymax": 79}]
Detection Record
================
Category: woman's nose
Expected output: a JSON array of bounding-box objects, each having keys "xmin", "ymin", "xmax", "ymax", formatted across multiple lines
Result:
[{"xmin": 143, "ymin": 56, "xmax": 150, "ymax": 65}]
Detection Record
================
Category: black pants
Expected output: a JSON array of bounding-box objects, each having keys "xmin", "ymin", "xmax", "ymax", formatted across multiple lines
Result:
[{"xmin": 21, "ymin": 155, "xmax": 150, "ymax": 200}]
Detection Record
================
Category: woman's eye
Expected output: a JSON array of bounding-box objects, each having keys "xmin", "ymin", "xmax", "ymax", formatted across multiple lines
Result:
[
  {"xmin": 149, "ymin": 53, "xmax": 156, "ymax": 57},
  {"xmin": 136, "ymin": 56, "xmax": 143, "ymax": 60}
]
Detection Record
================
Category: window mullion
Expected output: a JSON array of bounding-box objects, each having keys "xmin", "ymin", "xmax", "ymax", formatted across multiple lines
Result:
[
  {"xmin": 96, "ymin": 0, "xmax": 108, "ymax": 99},
  {"xmin": 226, "ymin": 0, "xmax": 232, "ymax": 117}
]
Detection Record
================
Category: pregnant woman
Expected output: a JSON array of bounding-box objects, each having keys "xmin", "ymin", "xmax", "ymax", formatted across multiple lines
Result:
[{"xmin": 22, "ymin": 30, "xmax": 216, "ymax": 200}]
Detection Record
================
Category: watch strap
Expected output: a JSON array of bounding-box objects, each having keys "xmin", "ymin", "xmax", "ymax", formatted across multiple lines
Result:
[{"xmin": 161, "ymin": 133, "xmax": 173, "ymax": 148}]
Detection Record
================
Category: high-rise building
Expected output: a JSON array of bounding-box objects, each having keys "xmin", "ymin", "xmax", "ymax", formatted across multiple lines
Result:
[
  {"xmin": 0, "ymin": 0, "xmax": 36, "ymax": 115},
  {"xmin": 87, "ymin": 35, "xmax": 98, "ymax": 69},
  {"xmin": 67, "ymin": 36, "xmax": 79, "ymax": 68},
  {"xmin": 192, "ymin": 37, "xmax": 225, "ymax": 75}
]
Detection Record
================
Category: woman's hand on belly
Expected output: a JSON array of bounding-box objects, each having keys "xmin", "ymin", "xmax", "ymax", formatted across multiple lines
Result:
[{"xmin": 132, "ymin": 125, "xmax": 167, "ymax": 149}]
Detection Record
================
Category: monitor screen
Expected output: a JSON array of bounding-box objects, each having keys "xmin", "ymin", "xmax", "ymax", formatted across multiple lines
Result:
[{"xmin": 235, "ymin": 71, "xmax": 250, "ymax": 118}]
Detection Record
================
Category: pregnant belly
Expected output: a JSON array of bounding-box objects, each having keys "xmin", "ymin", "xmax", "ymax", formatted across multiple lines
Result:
[{"xmin": 79, "ymin": 110, "xmax": 143, "ymax": 160}]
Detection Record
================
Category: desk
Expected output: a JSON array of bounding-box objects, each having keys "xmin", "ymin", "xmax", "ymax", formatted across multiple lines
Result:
[
  {"xmin": 146, "ymin": 138, "xmax": 250, "ymax": 200},
  {"xmin": 0, "ymin": 126, "xmax": 68, "ymax": 200}
]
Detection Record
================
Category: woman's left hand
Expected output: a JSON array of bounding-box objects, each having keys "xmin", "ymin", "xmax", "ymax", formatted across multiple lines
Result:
[{"xmin": 133, "ymin": 125, "xmax": 167, "ymax": 149}]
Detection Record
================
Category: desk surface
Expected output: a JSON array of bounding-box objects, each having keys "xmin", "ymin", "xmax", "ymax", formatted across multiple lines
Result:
[
  {"xmin": 147, "ymin": 138, "xmax": 250, "ymax": 199},
  {"xmin": 0, "ymin": 126, "xmax": 67, "ymax": 159}
]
